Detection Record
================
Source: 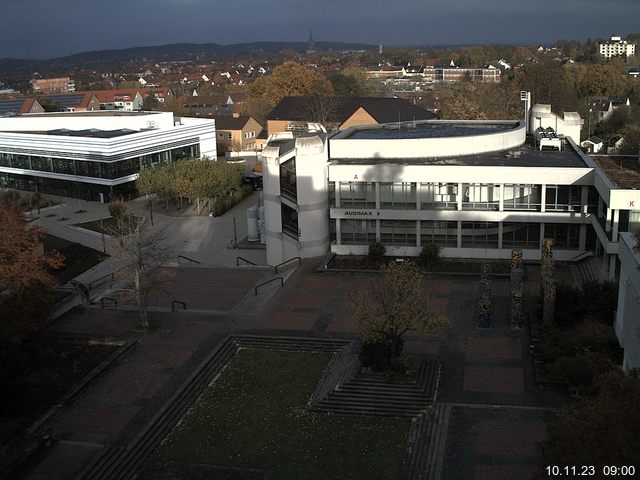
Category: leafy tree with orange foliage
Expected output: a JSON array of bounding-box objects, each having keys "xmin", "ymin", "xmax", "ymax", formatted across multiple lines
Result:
[
  {"xmin": 0, "ymin": 200, "xmax": 63, "ymax": 336},
  {"xmin": 246, "ymin": 61, "xmax": 334, "ymax": 121}
]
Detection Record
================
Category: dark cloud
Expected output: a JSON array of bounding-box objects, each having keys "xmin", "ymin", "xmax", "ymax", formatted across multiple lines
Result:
[{"xmin": 0, "ymin": 0, "xmax": 638, "ymax": 59}]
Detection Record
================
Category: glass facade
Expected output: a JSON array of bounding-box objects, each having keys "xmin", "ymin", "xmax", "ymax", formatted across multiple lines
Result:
[
  {"xmin": 503, "ymin": 184, "xmax": 541, "ymax": 211},
  {"xmin": 280, "ymin": 157, "xmax": 297, "ymax": 202},
  {"xmin": 461, "ymin": 222, "xmax": 500, "ymax": 248},
  {"xmin": 544, "ymin": 223, "xmax": 580, "ymax": 249},
  {"xmin": 341, "ymin": 219, "xmax": 376, "ymax": 244},
  {"xmin": 339, "ymin": 181, "xmax": 375, "ymax": 208},
  {"xmin": 420, "ymin": 220, "xmax": 457, "ymax": 247},
  {"xmin": 419, "ymin": 183, "xmax": 457, "ymax": 209},
  {"xmin": 281, "ymin": 203, "xmax": 299, "ymax": 239},
  {"xmin": 463, "ymin": 183, "xmax": 500, "ymax": 210},
  {"xmin": 379, "ymin": 182, "xmax": 417, "ymax": 209},
  {"xmin": 380, "ymin": 220, "xmax": 416, "ymax": 245},
  {"xmin": 0, "ymin": 144, "xmax": 200, "ymax": 200},
  {"xmin": 0, "ymin": 145, "xmax": 199, "ymax": 180},
  {"xmin": 502, "ymin": 222, "xmax": 540, "ymax": 249},
  {"xmin": 545, "ymin": 185, "xmax": 581, "ymax": 211}
]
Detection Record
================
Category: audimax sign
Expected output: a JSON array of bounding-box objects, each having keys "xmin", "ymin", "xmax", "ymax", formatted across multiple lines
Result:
[{"xmin": 343, "ymin": 210, "xmax": 380, "ymax": 216}]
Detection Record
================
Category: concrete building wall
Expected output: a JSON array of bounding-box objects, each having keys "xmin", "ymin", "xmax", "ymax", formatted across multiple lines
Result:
[
  {"xmin": 615, "ymin": 232, "xmax": 640, "ymax": 371},
  {"xmin": 331, "ymin": 121, "xmax": 526, "ymax": 159},
  {"xmin": 339, "ymin": 108, "xmax": 378, "ymax": 131}
]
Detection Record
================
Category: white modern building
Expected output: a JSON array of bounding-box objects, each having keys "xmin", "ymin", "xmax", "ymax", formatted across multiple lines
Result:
[
  {"xmin": 615, "ymin": 232, "xmax": 640, "ymax": 371},
  {"xmin": 261, "ymin": 107, "xmax": 640, "ymax": 284},
  {"xmin": 598, "ymin": 36, "xmax": 636, "ymax": 59},
  {"xmin": 0, "ymin": 111, "xmax": 216, "ymax": 201}
]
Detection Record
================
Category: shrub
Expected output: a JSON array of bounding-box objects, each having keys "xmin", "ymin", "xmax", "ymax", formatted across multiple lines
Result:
[
  {"xmin": 554, "ymin": 283, "xmax": 587, "ymax": 327},
  {"xmin": 108, "ymin": 197, "xmax": 127, "ymax": 219},
  {"xmin": 419, "ymin": 242, "xmax": 440, "ymax": 268},
  {"xmin": 581, "ymin": 281, "xmax": 618, "ymax": 324},
  {"xmin": 368, "ymin": 242, "xmax": 386, "ymax": 264},
  {"xmin": 359, "ymin": 337, "xmax": 404, "ymax": 372}
]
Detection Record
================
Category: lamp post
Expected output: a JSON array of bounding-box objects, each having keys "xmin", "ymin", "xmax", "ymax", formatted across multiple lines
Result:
[{"xmin": 588, "ymin": 108, "xmax": 592, "ymax": 140}]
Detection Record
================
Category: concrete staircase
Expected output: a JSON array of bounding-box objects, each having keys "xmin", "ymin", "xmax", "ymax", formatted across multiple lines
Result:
[
  {"xmin": 577, "ymin": 256, "xmax": 604, "ymax": 284},
  {"xmin": 309, "ymin": 355, "xmax": 442, "ymax": 417},
  {"xmin": 400, "ymin": 402, "xmax": 452, "ymax": 480}
]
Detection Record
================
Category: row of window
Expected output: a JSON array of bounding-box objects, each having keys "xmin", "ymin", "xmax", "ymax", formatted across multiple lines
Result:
[
  {"xmin": 339, "ymin": 219, "xmax": 581, "ymax": 249},
  {"xmin": 332, "ymin": 182, "xmax": 590, "ymax": 212},
  {"xmin": 0, "ymin": 145, "xmax": 199, "ymax": 180}
]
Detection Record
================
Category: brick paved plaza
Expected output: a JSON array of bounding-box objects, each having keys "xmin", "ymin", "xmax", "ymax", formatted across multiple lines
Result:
[{"xmin": 16, "ymin": 258, "xmax": 571, "ymax": 479}]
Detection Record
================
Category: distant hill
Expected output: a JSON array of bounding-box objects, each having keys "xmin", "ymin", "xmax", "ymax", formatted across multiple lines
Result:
[{"xmin": 0, "ymin": 41, "xmax": 378, "ymax": 66}]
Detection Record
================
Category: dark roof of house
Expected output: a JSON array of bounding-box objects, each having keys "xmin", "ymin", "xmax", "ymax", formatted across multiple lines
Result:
[
  {"xmin": 40, "ymin": 93, "xmax": 96, "ymax": 109},
  {"xmin": 266, "ymin": 96, "xmax": 436, "ymax": 124},
  {"xmin": 214, "ymin": 115, "xmax": 254, "ymax": 130},
  {"xmin": 0, "ymin": 97, "xmax": 33, "ymax": 116},
  {"xmin": 587, "ymin": 136, "xmax": 604, "ymax": 144}
]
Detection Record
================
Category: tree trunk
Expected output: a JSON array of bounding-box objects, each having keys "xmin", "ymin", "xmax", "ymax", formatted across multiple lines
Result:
[{"xmin": 134, "ymin": 263, "xmax": 148, "ymax": 328}]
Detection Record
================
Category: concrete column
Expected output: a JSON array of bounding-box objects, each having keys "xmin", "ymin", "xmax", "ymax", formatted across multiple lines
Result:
[
  {"xmin": 581, "ymin": 185, "xmax": 589, "ymax": 214},
  {"xmin": 539, "ymin": 223, "xmax": 545, "ymax": 248},
  {"xmin": 335, "ymin": 182, "xmax": 341, "ymax": 208},
  {"xmin": 499, "ymin": 184, "xmax": 504, "ymax": 212},
  {"xmin": 540, "ymin": 184, "xmax": 546, "ymax": 213},
  {"xmin": 416, "ymin": 220, "xmax": 421, "ymax": 248},
  {"xmin": 417, "ymin": 182, "xmax": 422, "ymax": 210},
  {"xmin": 579, "ymin": 224, "xmax": 587, "ymax": 251},
  {"xmin": 335, "ymin": 218, "xmax": 341, "ymax": 245},
  {"xmin": 498, "ymin": 222, "xmax": 503, "ymax": 249},
  {"xmin": 609, "ymin": 255, "xmax": 617, "ymax": 281},
  {"xmin": 605, "ymin": 207, "xmax": 612, "ymax": 232},
  {"xmin": 457, "ymin": 220, "xmax": 462, "ymax": 249},
  {"xmin": 376, "ymin": 219, "xmax": 381, "ymax": 242},
  {"xmin": 612, "ymin": 209, "xmax": 620, "ymax": 240},
  {"xmin": 375, "ymin": 182, "xmax": 380, "ymax": 209},
  {"xmin": 457, "ymin": 183, "xmax": 463, "ymax": 211}
]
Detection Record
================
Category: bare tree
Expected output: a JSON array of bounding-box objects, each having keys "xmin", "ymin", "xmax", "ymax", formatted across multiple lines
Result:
[
  {"xmin": 302, "ymin": 95, "xmax": 339, "ymax": 130},
  {"xmin": 106, "ymin": 212, "xmax": 173, "ymax": 329}
]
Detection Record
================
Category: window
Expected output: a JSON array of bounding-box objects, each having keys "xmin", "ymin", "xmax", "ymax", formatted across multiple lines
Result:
[
  {"xmin": 461, "ymin": 222, "xmax": 499, "ymax": 248},
  {"xmin": 227, "ymin": 133, "xmax": 232, "ymax": 140},
  {"xmin": 341, "ymin": 219, "xmax": 376, "ymax": 244},
  {"xmin": 462, "ymin": 184, "xmax": 499, "ymax": 210},
  {"xmin": 420, "ymin": 220, "xmax": 457, "ymax": 247},
  {"xmin": 420, "ymin": 183, "xmax": 457, "ymax": 209},
  {"xmin": 339, "ymin": 182, "xmax": 375, "ymax": 208},
  {"xmin": 545, "ymin": 185, "xmax": 581, "ymax": 212},
  {"xmin": 380, "ymin": 220, "xmax": 416, "ymax": 246},
  {"xmin": 379, "ymin": 182, "xmax": 416, "ymax": 209},
  {"xmin": 544, "ymin": 223, "xmax": 579, "ymax": 249},
  {"xmin": 503, "ymin": 184, "xmax": 541, "ymax": 211},
  {"xmin": 218, "ymin": 133, "xmax": 224, "ymax": 139},
  {"xmin": 281, "ymin": 203, "xmax": 298, "ymax": 239},
  {"xmin": 280, "ymin": 157, "xmax": 297, "ymax": 202},
  {"xmin": 502, "ymin": 222, "xmax": 540, "ymax": 248}
]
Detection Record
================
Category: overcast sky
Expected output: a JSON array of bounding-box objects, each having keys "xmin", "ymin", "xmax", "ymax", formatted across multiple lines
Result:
[{"xmin": 1, "ymin": 0, "xmax": 638, "ymax": 59}]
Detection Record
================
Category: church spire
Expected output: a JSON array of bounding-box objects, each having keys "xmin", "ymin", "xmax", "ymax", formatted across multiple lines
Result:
[{"xmin": 306, "ymin": 29, "xmax": 316, "ymax": 54}]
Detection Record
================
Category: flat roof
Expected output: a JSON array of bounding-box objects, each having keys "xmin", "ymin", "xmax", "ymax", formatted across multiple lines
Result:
[
  {"xmin": 331, "ymin": 141, "xmax": 588, "ymax": 168},
  {"xmin": 13, "ymin": 128, "xmax": 139, "ymax": 139},
  {"xmin": 22, "ymin": 111, "xmax": 157, "ymax": 118},
  {"xmin": 341, "ymin": 121, "xmax": 519, "ymax": 140},
  {"xmin": 593, "ymin": 156, "xmax": 640, "ymax": 189}
]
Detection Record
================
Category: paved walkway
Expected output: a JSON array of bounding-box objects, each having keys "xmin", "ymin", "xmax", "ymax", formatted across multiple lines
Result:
[{"xmin": 16, "ymin": 258, "xmax": 572, "ymax": 480}]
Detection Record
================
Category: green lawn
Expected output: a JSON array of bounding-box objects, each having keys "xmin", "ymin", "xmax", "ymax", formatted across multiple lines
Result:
[
  {"xmin": 42, "ymin": 234, "xmax": 109, "ymax": 284},
  {"xmin": 74, "ymin": 215, "xmax": 138, "ymax": 235},
  {"xmin": 157, "ymin": 349, "xmax": 411, "ymax": 480}
]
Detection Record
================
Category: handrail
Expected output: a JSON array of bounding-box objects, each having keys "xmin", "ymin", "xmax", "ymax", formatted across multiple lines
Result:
[
  {"xmin": 236, "ymin": 256, "xmax": 257, "ymax": 266},
  {"xmin": 100, "ymin": 297, "xmax": 118, "ymax": 309},
  {"xmin": 569, "ymin": 251, "xmax": 593, "ymax": 264},
  {"xmin": 273, "ymin": 256, "xmax": 301, "ymax": 274},
  {"xmin": 254, "ymin": 277, "xmax": 283, "ymax": 295},
  {"xmin": 88, "ymin": 264, "xmax": 132, "ymax": 291},
  {"xmin": 178, "ymin": 255, "xmax": 201, "ymax": 264},
  {"xmin": 171, "ymin": 300, "xmax": 187, "ymax": 311}
]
